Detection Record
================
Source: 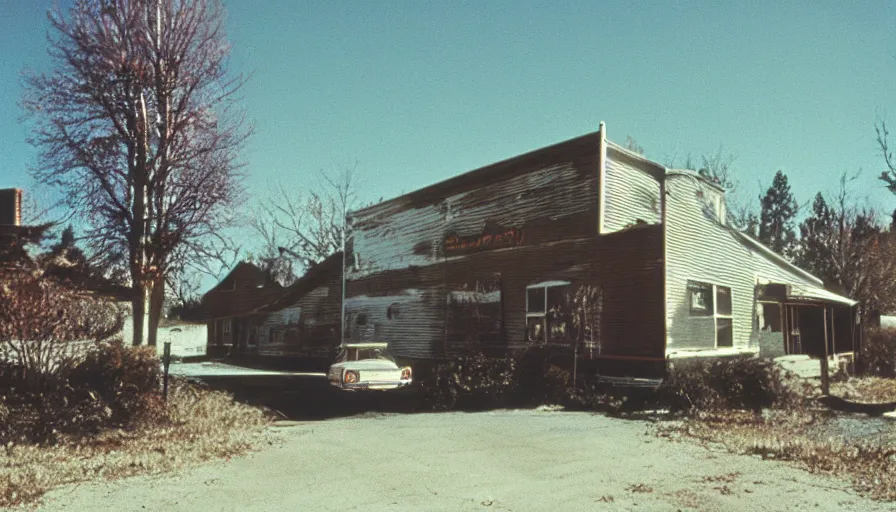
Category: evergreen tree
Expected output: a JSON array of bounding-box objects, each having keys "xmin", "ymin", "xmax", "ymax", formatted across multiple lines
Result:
[
  {"xmin": 758, "ymin": 170, "xmax": 799, "ymax": 259},
  {"xmin": 796, "ymin": 193, "xmax": 835, "ymax": 283}
]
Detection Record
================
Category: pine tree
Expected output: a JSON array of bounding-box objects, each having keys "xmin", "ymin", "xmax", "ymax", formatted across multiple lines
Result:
[
  {"xmin": 796, "ymin": 193, "xmax": 835, "ymax": 283},
  {"xmin": 758, "ymin": 170, "xmax": 799, "ymax": 259}
]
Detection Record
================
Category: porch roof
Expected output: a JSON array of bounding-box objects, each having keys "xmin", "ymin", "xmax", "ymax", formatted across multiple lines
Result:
[{"xmin": 787, "ymin": 283, "xmax": 858, "ymax": 307}]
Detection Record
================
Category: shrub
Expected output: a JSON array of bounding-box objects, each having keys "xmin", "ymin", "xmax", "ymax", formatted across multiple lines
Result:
[
  {"xmin": 420, "ymin": 346, "xmax": 601, "ymax": 410},
  {"xmin": 69, "ymin": 342, "xmax": 162, "ymax": 425},
  {"xmin": 657, "ymin": 355, "xmax": 803, "ymax": 415},
  {"xmin": 0, "ymin": 342, "xmax": 162, "ymax": 445},
  {"xmin": 857, "ymin": 327, "xmax": 896, "ymax": 378},
  {"xmin": 421, "ymin": 352, "xmax": 519, "ymax": 410}
]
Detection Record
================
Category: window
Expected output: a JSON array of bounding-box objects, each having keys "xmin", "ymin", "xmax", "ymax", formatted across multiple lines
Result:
[
  {"xmin": 223, "ymin": 318, "xmax": 232, "ymax": 334},
  {"xmin": 687, "ymin": 281, "xmax": 733, "ymax": 347},
  {"xmin": 526, "ymin": 281, "xmax": 571, "ymax": 343},
  {"xmin": 387, "ymin": 303, "xmax": 401, "ymax": 320},
  {"xmin": 688, "ymin": 282, "xmax": 713, "ymax": 316},
  {"xmin": 757, "ymin": 302, "xmax": 782, "ymax": 332}
]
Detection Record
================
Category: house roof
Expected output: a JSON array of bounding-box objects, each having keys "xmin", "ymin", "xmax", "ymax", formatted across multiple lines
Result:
[
  {"xmin": 665, "ymin": 168, "xmax": 727, "ymax": 193},
  {"xmin": 606, "ymin": 141, "xmax": 667, "ymax": 181},
  {"xmin": 788, "ymin": 283, "xmax": 858, "ymax": 307},
  {"xmin": 258, "ymin": 252, "xmax": 342, "ymax": 313},
  {"xmin": 198, "ymin": 261, "xmax": 285, "ymax": 319},
  {"xmin": 730, "ymin": 229, "xmax": 824, "ymax": 287}
]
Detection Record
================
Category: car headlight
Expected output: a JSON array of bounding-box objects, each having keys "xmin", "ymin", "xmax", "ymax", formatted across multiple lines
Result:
[
  {"xmin": 344, "ymin": 370, "xmax": 360, "ymax": 384},
  {"xmin": 401, "ymin": 367, "xmax": 412, "ymax": 381}
]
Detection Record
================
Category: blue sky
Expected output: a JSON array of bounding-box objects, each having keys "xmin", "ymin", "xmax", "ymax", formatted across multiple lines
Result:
[{"xmin": 2, "ymin": 1, "xmax": 896, "ymax": 290}]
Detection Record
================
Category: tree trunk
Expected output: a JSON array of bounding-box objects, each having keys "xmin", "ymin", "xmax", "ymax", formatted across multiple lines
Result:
[
  {"xmin": 131, "ymin": 285, "xmax": 146, "ymax": 346},
  {"xmin": 147, "ymin": 275, "xmax": 165, "ymax": 347}
]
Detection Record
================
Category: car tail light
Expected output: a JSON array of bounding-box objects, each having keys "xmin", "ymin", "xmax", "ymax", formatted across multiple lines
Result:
[
  {"xmin": 344, "ymin": 370, "xmax": 360, "ymax": 384},
  {"xmin": 401, "ymin": 367, "xmax": 412, "ymax": 381}
]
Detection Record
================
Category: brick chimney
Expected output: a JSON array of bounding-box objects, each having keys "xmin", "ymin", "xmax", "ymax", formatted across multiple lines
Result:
[{"xmin": 0, "ymin": 188, "xmax": 22, "ymax": 226}]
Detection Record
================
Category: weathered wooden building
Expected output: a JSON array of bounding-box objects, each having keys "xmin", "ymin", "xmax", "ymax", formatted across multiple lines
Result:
[
  {"xmin": 343, "ymin": 123, "xmax": 860, "ymax": 376},
  {"xmin": 199, "ymin": 253, "xmax": 342, "ymax": 361}
]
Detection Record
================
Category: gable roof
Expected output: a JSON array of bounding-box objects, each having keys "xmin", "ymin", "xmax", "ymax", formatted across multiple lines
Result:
[
  {"xmin": 258, "ymin": 252, "xmax": 342, "ymax": 313},
  {"xmin": 198, "ymin": 261, "xmax": 284, "ymax": 319},
  {"xmin": 731, "ymin": 229, "xmax": 824, "ymax": 287}
]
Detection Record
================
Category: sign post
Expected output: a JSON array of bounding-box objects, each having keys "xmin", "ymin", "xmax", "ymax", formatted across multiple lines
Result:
[{"xmin": 163, "ymin": 341, "xmax": 171, "ymax": 400}]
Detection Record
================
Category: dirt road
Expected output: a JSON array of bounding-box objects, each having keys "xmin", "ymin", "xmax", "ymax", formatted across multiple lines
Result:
[{"xmin": 37, "ymin": 409, "xmax": 884, "ymax": 512}]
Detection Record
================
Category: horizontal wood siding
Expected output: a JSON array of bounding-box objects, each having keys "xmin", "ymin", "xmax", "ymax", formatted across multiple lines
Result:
[
  {"xmin": 665, "ymin": 174, "xmax": 821, "ymax": 354},
  {"xmin": 345, "ymin": 231, "xmax": 664, "ymax": 362},
  {"xmin": 602, "ymin": 149, "xmax": 662, "ymax": 233},
  {"xmin": 350, "ymin": 135, "xmax": 600, "ymax": 278},
  {"xmin": 666, "ymin": 176, "xmax": 755, "ymax": 351},
  {"xmin": 256, "ymin": 279, "xmax": 341, "ymax": 357},
  {"xmin": 344, "ymin": 134, "xmax": 664, "ymax": 365},
  {"xmin": 598, "ymin": 227, "xmax": 665, "ymax": 358}
]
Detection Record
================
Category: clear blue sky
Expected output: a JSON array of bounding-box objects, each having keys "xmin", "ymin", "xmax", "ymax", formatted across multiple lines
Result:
[{"xmin": 2, "ymin": 1, "xmax": 896, "ymax": 290}]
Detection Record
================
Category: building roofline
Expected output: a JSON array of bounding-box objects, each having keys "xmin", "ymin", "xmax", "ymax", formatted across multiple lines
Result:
[
  {"xmin": 605, "ymin": 141, "xmax": 667, "ymax": 180},
  {"xmin": 349, "ymin": 131, "xmax": 603, "ymax": 218},
  {"xmin": 258, "ymin": 251, "xmax": 343, "ymax": 312},
  {"xmin": 665, "ymin": 168, "xmax": 727, "ymax": 193},
  {"xmin": 730, "ymin": 229, "xmax": 824, "ymax": 287}
]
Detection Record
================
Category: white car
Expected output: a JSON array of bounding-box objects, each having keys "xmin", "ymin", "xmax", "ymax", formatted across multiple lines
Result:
[{"xmin": 328, "ymin": 342, "xmax": 412, "ymax": 391}]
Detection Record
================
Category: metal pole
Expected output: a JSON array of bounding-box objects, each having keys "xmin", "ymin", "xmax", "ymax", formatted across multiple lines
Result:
[
  {"xmin": 163, "ymin": 341, "xmax": 171, "ymax": 400},
  {"xmin": 341, "ymin": 201, "xmax": 347, "ymax": 346}
]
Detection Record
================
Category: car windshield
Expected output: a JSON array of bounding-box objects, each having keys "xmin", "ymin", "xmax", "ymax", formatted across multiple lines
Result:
[{"xmin": 336, "ymin": 346, "xmax": 396, "ymax": 362}]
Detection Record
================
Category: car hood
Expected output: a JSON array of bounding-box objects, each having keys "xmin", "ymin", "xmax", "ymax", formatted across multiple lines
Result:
[{"xmin": 330, "ymin": 359, "xmax": 400, "ymax": 371}]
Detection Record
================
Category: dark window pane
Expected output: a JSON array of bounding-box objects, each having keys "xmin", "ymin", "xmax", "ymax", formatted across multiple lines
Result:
[
  {"xmin": 527, "ymin": 317, "xmax": 545, "ymax": 342},
  {"xmin": 688, "ymin": 282, "xmax": 713, "ymax": 316},
  {"xmin": 717, "ymin": 318, "xmax": 733, "ymax": 347},
  {"xmin": 546, "ymin": 285, "xmax": 569, "ymax": 313},
  {"xmin": 527, "ymin": 287, "xmax": 545, "ymax": 314},
  {"xmin": 717, "ymin": 286, "xmax": 732, "ymax": 316},
  {"xmin": 761, "ymin": 303, "xmax": 782, "ymax": 333}
]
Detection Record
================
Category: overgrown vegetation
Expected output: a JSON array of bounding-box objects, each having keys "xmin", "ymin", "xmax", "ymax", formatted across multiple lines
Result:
[
  {"xmin": 419, "ymin": 351, "xmax": 806, "ymax": 416},
  {"xmin": 657, "ymin": 408, "xmax": 896, "ymax": 502},
  {"xmin": 0, "ymin": 376, "xmax": 269, "ymax": 508},
  {"xmin": 857, "ymin": 327, "xmax": 896, "ymax": 378},
  {"xmin": 657, "ymin": 356, "xmax": 808, "ymax": 414}
]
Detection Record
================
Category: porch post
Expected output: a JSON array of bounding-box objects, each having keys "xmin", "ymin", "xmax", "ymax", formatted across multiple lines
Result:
[
  {"xmin": 831, "ymin": 306, "xmax": 837, "ymax": 355},
  {"xmin": 821, "ymin": 306, "xmax": 830, "ymax": 395}
]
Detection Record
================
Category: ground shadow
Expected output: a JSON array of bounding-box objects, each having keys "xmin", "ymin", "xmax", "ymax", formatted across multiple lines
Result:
[{"xmin": 193, "ymin": 373, "xmax": 428, "ymax": 421}]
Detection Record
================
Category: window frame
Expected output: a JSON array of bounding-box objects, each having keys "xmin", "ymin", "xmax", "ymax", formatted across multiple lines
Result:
[
  {"xmin": 687, "ymin": 280, "xmax": 733, "ymax": 348},
  {"xmin": 526, "ymin": 280, "xmax": 572, "ymax": 344}
]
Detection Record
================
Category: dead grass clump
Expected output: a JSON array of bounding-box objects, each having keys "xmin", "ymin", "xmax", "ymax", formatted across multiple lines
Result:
[
  {"xmin": 831, "ymin": 377, "xmax": 896, "ymax": 403},
  {"xmin": 626, "ymin": 483, "xmax": 654, "ymax": 493},
  {"xmin": 0, "ymin": 379, "xmax": 270, "ymax": 508},
  {"xmin": 658, "ymin": 408, "xmax": 896, "ymax": 501}
]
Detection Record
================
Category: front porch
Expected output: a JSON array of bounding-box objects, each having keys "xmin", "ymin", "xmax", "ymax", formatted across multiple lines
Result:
[{"xmin": 756, "ymin": 282, "xmax": 860, "ymax": 364}]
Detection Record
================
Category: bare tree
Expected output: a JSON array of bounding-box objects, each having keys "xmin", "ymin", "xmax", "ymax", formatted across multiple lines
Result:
[
  {"xmin": 23, "ymin": 0, "xmax": 249, "ymax": 346},
  {"xmin": 622, "ymin": 136, "xmax": 645, "ymax": 156},
  {"xmin": 249, "ymin": 167, "xmax": 360, "ymax": 281},
  {"xmin": 877, "ymin": 120, "xmax": 896, "ymax": 194},
  {"xmin": 797, "ymin": 171, "xmax": 896, "ymax": 321},
  {"xmin": 0, "ymin": 265, "xmax": 124, "ymax": 389}
]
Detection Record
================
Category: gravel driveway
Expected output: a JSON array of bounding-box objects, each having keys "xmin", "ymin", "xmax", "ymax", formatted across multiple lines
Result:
[{"xmin": 36, "ymin": 409, "xmax": 886, "ymax": 512}]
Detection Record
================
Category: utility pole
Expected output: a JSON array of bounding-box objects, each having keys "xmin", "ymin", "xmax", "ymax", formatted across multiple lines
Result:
[{"xmin": 341, "ymin": 199, "xmax": 347, "ymax": 346}]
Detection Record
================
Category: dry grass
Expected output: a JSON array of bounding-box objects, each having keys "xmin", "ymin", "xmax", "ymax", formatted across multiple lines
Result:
[
  {"xmin": 0, "ymin": 379, "xmax": 270, "ymax": 509},
  {"xmin": 831, "ymin": 377, "xmax": 896, "ymax": 403},
  {"xmin": 657, "ymin": 398, "xmax": 896, "ymax": 502}
]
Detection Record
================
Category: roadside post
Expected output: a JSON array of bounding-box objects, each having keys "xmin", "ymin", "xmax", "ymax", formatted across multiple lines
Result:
[{"xmin": 163, "ymin": 341, "xmax": 172, "ymax": 400}]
